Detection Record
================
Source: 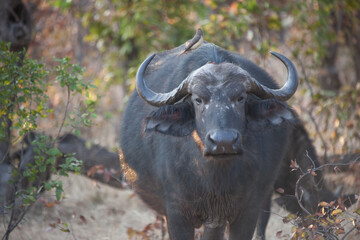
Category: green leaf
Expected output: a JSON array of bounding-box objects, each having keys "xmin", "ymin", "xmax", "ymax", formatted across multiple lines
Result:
[
  {"xmin": 55, "ymin": 187, "xmax": 63, "ymax": 201},
  {"xmin": 354, "ymin": 207, "xmax": 360, "ymax": 215},
  {"xmin": 44, "ymin": 182, "xmax": 52, "ymax": 191},
  {"xmin": 47, "ymin": 156, "xmax": 56, "ymax": 165},
  {"xmin": 60, "ymin": 227, "xmax": 70, "ymax": 233},
  {"xmin": 39, "ymin": 164, "xmax": 47, "ymax": 173},
  {"xmin": 47, "ymin": 148, "xmax": 62, "ymax": 156},
  {"xmin": 74, "ymin": 129, "xmax": 81, "ymax": 136}
]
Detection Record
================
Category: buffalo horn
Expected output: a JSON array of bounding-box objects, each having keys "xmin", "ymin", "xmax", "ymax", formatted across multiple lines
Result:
[
  {"xmin": 247, "ymin": 51, "xmax": 298, "ymax": 101},
  {"xmin": 184, "ymin": 28, "xmax": 204, "ymax": 52},
  {"xmin": 136, "ymin": 54, "xmax": 190, "ymax": 107}
]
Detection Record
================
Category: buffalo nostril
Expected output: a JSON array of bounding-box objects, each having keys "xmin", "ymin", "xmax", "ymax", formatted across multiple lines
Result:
[
  {"xmin": 205, "ymin": 129, "xmax": 242, "ymax": 155},
  {"xmin": 208, "ymin": 131, "xmax": 239, "ymax": 145}
]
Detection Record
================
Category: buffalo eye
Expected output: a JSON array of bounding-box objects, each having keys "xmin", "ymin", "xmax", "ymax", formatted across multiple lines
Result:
[
  {"xmin": 194, "ymin": 98, "xmax": 202, "ymax": 105},
  {"xmin": 237, "ymin": 97, "xmax": 245, "ymax": 103},
  {"xmin": 232, "ymin": 96, "xmax": 245, "ymax": 103}
]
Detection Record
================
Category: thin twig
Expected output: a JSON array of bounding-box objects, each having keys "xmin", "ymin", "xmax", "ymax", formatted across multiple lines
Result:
[
  {"xmin": 284, "ymin": 44, "xmax": 328, "ymax": 160},
  {"xmin": 312, "ymin": 159, "xmax": 360, "ymax": 172},
  {"xmin": 295, "ymin": 157, "xmax": 360, "ymax": 216},
  {"xmin": 69, "ymin": 223, "xmax": 78, "ymax": 240},
  {"xmin": 308, "ymin": 111, "xmax": 328, "ymax": 161},
  {"xmin": 306, "ymin": 150, "xmax": 316, "ymax": 169},
  {"xmin": 283, "ymin": 44, "xmax": 315, "ymax": 98},
  {"xmin": 110, "ymin": 174, "xmax": 123, "ymax": 185},
  {"xmin": 341, "ymin": 226, "xmax": 356, "ymax": 240},
  {"xmin": 56, "ymin": 86, "xmax": 71, "ymax": 140},
  {"xmin": 295, "ymin": 171, "xmax": 312, "ymax": 215},
  {"xmin": 2, "ymin": 202, "xmax": 31, "ymax": 240}
]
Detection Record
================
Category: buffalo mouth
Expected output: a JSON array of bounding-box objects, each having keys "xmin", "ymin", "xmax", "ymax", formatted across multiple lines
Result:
[
  {"xmin": 204, "ymin": 148, "xmax": 243, "ymax": 157},
  {"xmin": 204, "ymin": 152, "xmax": 243, "ymax": 160}
]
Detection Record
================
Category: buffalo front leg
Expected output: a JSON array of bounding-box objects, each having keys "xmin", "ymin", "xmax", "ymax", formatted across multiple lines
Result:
[
  {"xmin": 201, "ymin": 225, "xmax": 226, "ymax": 240},
  {"xmin": 255, "ymin": 195, "xmax": 272, "ymax": 240},
  {"xmin": 166, "ymin": 206, "xmax": 194, "ymax": 240},
  {"xmin": 229, "ymin": 206, "xmax": 260, "ymax": 240}
]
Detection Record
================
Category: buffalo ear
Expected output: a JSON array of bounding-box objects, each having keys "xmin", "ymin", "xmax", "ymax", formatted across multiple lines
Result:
[
  {"xmin": 144, "ymin": 102, "xmax": 195, "ymax": 137},
  {"xmin": 246, "ymin": 99, "xmax": 296, "ymax": 129}
]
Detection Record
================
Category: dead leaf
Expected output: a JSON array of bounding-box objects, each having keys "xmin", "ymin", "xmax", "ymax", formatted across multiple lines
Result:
[
  {"xmin": 80, "ymin": 215, "xmax": 87, "ymax": 224},
  {"xmin": 229, "ymin": 2, "xmax": 238, "ymax": 15},
  {"xmin": 290, "ymin": 160, "xmax": 299, "ymax": 170},
  {"xmin": 331, "ymin": 209, "xmax": 343, "ymax": 216},
  {"xmin": 310, "ymin": 168, "xmax": 317, "ymax": 176},
  {"xmin": 335, "ymin": 218, "xmax": 345, "ymax": 225},
  {"xmin": 44, "ymin": 201, "xmax": 58, "ymax": 208},
  {"xmin": 129, "ymin": 193, "xmax": 137, "ymax": 199},
  {"xmin": 127, "ymin": 227, "xmax": 137, "ymax": 239},
  {"xmin": 333, "ymin": 166, "xmax": 341, "ymax": 173},
  {"xmin": 322, "ymin": 207, "xmax": 326, "ymax": 215},
  {"xmin": 87, "ymin": 165, "xmax": 105, "ymax": 177},
  {"xmin": 49, "ymin": 223, "xmax": 56, "ymax": 228},
  {"xmin": 335, "ymin": 228, "xmax": 345, "ymax": 235},
  {"xmin": 276, "ymin": 188, "xmax": 285, "ymax": 194},
  {"xmin": 346, "ymin": 120, "xmax": 354, "ymax": 129},
  {"xmin": 318, "ymin": 201, "xmax": 329, "ymax": 207}
]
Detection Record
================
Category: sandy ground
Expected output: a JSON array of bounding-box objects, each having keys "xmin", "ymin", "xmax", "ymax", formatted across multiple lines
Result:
[
  {"xmin": 1, "ymin": 173, "xmax": 359, "ymax": 240},
  {"xmin": 1, "ymin": 174, "xmax": 162, "ymax": 240},
  {"xmin": 0, "ymin": 173, "xmax": 291, "ymax": 240}
]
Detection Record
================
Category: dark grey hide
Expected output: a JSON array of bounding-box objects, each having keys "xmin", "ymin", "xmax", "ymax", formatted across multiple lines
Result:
[
  {"xmin": 10, "ymin": 132, "xmax": 122, "ymax": 190},
  {"xmin": 0, "ymin": 161, "xmax": 15, "ymax": 215},
  {"xmin": 120, "ymin": 37, "xmax": 322, "ymax": 240},
  {"xmin": 0, "ymin": 0, "xmax": 31, "ymax": 52}
]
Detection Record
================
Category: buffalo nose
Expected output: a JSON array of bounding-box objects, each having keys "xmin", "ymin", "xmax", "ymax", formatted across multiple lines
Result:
[{"xmin": 204, "ymin": 129, "xmax": 243, "ymax": 156}]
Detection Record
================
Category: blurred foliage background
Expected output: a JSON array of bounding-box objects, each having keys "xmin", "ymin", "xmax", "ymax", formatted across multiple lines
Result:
[
  {"xmin": 24, "ymin": 0, "xmax": 359, "ymax": 156},
  {"xmin": 1, "ymin": 0, "xmax": 359, "ymax": 239}
]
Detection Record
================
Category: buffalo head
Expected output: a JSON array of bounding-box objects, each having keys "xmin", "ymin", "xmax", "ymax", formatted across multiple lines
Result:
[{"xmin": 138, "ymin": 52, "xmax": 298, "ymax": 157}]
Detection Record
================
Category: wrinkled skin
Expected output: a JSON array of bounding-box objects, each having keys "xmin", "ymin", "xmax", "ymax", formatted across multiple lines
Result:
[{"xmin": 121, "ymin": 40, "xmax": 302, "ymax": 240}]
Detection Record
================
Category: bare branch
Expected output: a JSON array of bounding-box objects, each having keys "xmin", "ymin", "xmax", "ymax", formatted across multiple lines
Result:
[
  {"xmin": 305, "ymin": 150, "xmax": 316, "ymax": 169},
  {"xmin": 295, "ymin": 157, "xmax": 360, "ymax": 216},
  {"xmin": 295, "ymin": 171, "xmax": 312, "ymax": 215},
  {"xmin": 341, "ymin": 226, "xmax": 356, "ymax": 240},
  {"xmin": 284, "ymin": 44, "xmax": 329, "ymax": 160},
  {"xmin": 56, "ymin": 86, "xmax": 71, "ymax": 140}
]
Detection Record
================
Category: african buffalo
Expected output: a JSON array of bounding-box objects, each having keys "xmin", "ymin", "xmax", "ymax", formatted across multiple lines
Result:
[
  {"xmin": 0, "ymin": 0, "xmax": 31, "ymax": 52},
  {"xmin": 10, "ymin": 132, "xmax": 122, "ymax": 190},
  {"xmin": 120, "ymin": 29, "xmax": 326, "ymax": 240}
]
